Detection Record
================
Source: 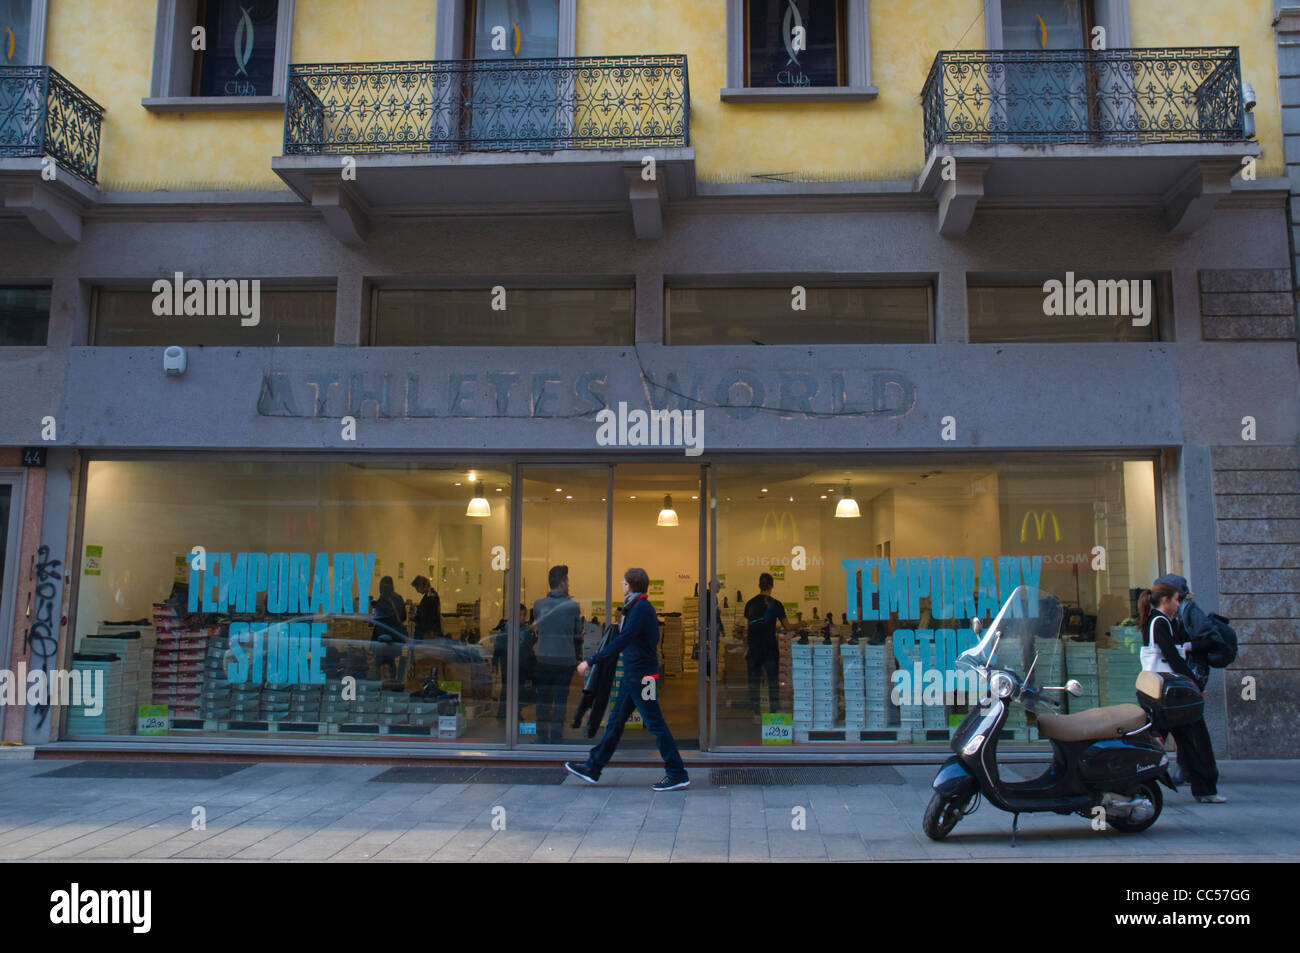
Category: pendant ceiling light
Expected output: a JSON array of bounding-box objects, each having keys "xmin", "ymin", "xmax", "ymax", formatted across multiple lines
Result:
[
  {"xmin": 466, "ymin": 481, "xmax": 491, "ymax": 517},
  {"xmin": 835, "ymin": 483, "xmax": 860, "ymax": 519},
  {"xmin": 657, "ymin": 494, "xmax": 679, "ymax": 527}
]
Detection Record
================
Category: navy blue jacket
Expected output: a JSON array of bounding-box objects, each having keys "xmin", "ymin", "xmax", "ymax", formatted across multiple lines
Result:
[{"xmin": 586, "ymin": 594, "xmax": 660, "ymax": 676}]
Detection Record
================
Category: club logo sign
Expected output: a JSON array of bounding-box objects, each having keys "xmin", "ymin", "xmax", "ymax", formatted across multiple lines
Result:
[{"xmin": 234, "ymin": 6, "xmax": 255, "ymax": 76}]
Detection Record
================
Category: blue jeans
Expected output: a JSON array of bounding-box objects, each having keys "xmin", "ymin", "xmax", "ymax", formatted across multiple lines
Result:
[{"xmin": 585, "ymin": 671, "xmax": 686, "ymax": 779}]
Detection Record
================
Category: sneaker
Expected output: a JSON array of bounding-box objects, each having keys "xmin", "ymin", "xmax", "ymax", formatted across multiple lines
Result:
[
  {"xmin": 1195, "ymin": 794, "xmax": 1227, "ymax": 803},
  {"xmin": 564, "ymin": 761, "xmax": 599, "ymax": 785},
  {"xmin": 652, "ymin": 775, "xmax": 690, "ymax": 792}
]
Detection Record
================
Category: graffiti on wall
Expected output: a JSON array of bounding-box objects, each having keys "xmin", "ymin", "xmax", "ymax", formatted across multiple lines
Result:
[{"xmin": 24, "ymin": 545, "xmax": 63, "ymax": 728}]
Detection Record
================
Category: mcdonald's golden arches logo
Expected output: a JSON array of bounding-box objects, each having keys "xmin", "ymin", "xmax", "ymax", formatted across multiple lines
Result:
[
  {"xmin": 760, "ymin": 510, "xmax": 797, "ymax": 543},
  {"xmin": 1020, "ymin": 510, "xmax": 1061, "ymax": 542}
]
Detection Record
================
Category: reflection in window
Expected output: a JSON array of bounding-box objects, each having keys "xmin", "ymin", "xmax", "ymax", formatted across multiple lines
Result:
[
  {"xmin": 92, "ymin": 288, "xmax": 335, "ymax": 346},
  {"xmin": 747, "ymin": 0, "xmax": 845, "ymax": 88},
  {"xmin": 194, "ymin": 0, "xmax": 279, "ymax": 97},
  {"xmin": 665, "ymin": 285, "xmax": 932, "ymax": 345},
  {"xmin": 0, "ymin": 0, "xmax": 33, "ymax": 65},
  {"xmin": 371, "ymin": 287, "xmax": 634, "ymax": 346},
  {"xmin": 0, "ymin": 286, "xmax": 50, "ymax": 345}
]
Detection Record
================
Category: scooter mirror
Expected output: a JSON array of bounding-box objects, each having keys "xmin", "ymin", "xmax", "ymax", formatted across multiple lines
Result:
[
  {"xmin": 971, "ymin": 617, "xmax": 983, "ymax": 636},
  {"xmin": 1065, "ymin": 678, "xmax": 1083, "ymax": 697}
]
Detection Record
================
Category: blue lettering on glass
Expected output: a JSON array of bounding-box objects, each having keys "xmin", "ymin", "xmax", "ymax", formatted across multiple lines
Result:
[{"xmin": 843, "ymin": 556, "xmax": 1044, "ymax": 623}]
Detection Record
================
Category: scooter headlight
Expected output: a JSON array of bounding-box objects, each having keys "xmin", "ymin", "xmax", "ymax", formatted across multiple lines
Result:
[{"xmin": 990, "ymin": 671, "xmax": 1016, "ymax": 699}]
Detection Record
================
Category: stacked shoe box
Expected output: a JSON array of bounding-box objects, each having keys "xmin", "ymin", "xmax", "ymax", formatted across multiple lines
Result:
[
  {"xmin": 811, "ymin": 638, "xmax": 840, "ymax": 730},
  {"xmin": 378, "ymin": 689, "xmax": 409, "ymax": 728},
  {"xmin": 229, "ymin": 684, "xmax": 263, "ymax": 722},
  {"xmin": 893, "ymin": 638, "xmax": 923, "ymax": 741},
  {"xmin": 660, "ymin": 613, "xmax": 684, "ymax": 676},
  {"xmin": 1028, "ymin": 638, "xmax": 1063, "ymax": 740},
  {"xmin": 1098, "ymin": 644, "xmax": 1142, "ymax": 707},
  {"xmin": 406, "ymin": 698, "xmax": 441, "ymax": 728},
  {"xmin": 345, "ymin": 679, "xmax": 383, "ymax": 724},
  {"xmin": 80, "ymin": 635, "xmax": 143, "ymax": 733},
  {"xmin": 790, "ymin": 640, "xmax": 812, "ymax": 737},
  {"xmin": 289, "ymin": 683, "xmax": 324, "ymax": 724},
  {"xmin": 199, "ymin": 632, "xmax": 231, "ymax": 723},
  {"xmin": 66, "ymin": 655, "xmax": 118, "ymax": 735},
  {"xmin": 150, "ymin": 608, "xmax": 206, "ymax": 718},
  {"xmin": 841, "ymin": 641, "xmax": 865, "ymax": 738},
  {"xmin": 261, "ymin": 685, "xmax": 292, "ymax": 721},
  {"xmin": 681, "ymin": 597, "xmax": 698, "ymax": 672},
  {"xmin": 863, "ymin": 644, "xmax": 889, "ymax": 731},
  {"xmin": 1064, "ymin": 640, "xmax": 1099, "ymax": 714},
  {"xmin": 97, "ymin": 623, "xmax": 155, "ymax": 721},
  {"xmin": 321, "ymin": 683, "xmax": 353, "ymax": 725}
]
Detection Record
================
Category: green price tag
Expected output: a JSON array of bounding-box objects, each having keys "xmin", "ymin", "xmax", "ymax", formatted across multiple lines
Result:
[{"xmin": 761, "ymin": 712, "xmax": 793, "ymax": 745}]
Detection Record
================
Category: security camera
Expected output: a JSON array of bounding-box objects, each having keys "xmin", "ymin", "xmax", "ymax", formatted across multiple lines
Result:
[
  {"xmin": 1242, "ymin": 81, "xmax": 1257, "ymax": 112},
  {"xmin": 163, "ymin": 345, "xmax": 187, "ymax": 376}
]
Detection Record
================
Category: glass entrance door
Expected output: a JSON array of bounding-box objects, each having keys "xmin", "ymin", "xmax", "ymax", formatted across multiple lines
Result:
[
  {"xmin": 1000, "ymin": 1, "xmax": 1098, "ymax": 139},
  {"xmin": 466, "ymin": 0, "xmax": 566, "ymax": 149}
]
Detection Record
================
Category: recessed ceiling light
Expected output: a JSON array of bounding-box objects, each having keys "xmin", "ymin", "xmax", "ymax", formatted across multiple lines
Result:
[
  {"xmin": 761, "ymin": 488, "xmax": 768, "ymax": 493},
  {"xmin": 565, "ymin": 495, "xmax": 573, "ymax": 500},
  {"xmin": 630, "ymin": 495, "xmax": 637, "ymax": 500},
  {"xmin": 691, "ymin": 495, "xmax": 698, "ymax": 500},
  {"xmin": 454, "ymin": 481, "xmax": 462, "ymax": 486},
  {"xmin": 820, "ymin": 494, "xmax": 827, "ymax": 500},
  {"xmin": 495, "ymin": 487, "xmax": 503, "ymax": 492}
]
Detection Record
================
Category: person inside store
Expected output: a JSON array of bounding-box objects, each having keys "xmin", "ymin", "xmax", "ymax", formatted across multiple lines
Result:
[
  {"xmin": 565, "ymin": 567, "xmax": 691, "ymax": 791},
  {"xmin": 743, "ymin": 572, "xmax": 791, "ymax": 724},
  {"xmin": 410, "ymin": 575, "xmax": 443, "ymax": 640},
  {"xmin": 1137, "ymin": 580, "xmax": 1225, "ymax": 803},
  {"xmin": 370, "ymin": 575, "xmax": 407, "ymax": 680},
  {"xmin": 531, "ymin": 565, "xmax": 583, "ymax": 744}
]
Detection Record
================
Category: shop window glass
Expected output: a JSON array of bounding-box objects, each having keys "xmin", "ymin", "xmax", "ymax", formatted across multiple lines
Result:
[
  {"xmin": 665, "ymin": 285, "xmax": 932, "ymax": 345},
  {"xmin": 194, "ymin": 0, "xmax": 279, "ymax": 97},
  {"xmin": 746, "ymin": 0, "xmax": 846, "ymax": 88},
  {"xmin": 370, "ymin": 287, "xmax": 634, "ymax": 347},
  {"xmin": 0, "ymin": 286, "xmax": 50, "ymax": 345},
  {"xmin": 70, "ymin": 461, "xmax": 511, "ymax": 743},
  {"xmin": 91, "ymin": 288, "xmax": 335, "ymax": 347},
  {"xmin": 712, "ymin": 457, "xmax": 1159, "ymax": 747},
  {"xmin": 968, "ymin": 276, "xmax": 1166, "ymax": 343}
]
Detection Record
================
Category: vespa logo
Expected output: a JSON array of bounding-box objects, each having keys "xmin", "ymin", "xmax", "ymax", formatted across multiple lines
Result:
[
  {"xmin": 760, "ymin": 510, "xmax": 797, "ymax": 544},
  {"xmin": 1019, "ymin": 510, "xmax": 1061, "ymax": 543},
  {"xmin": 233, "ymin": 6, "xmax": 255, "ymax": 76}
]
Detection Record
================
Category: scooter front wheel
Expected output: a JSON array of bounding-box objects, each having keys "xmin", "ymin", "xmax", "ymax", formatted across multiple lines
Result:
[{"xmin": 923, "ymin": 791, "xmax": 967, "ymax": 841}]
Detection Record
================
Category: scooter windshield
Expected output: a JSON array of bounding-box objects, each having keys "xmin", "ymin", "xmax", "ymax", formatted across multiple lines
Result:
[{"xmin": 956, "ymin": 586, "xmax": 1064, "ymax": 690}]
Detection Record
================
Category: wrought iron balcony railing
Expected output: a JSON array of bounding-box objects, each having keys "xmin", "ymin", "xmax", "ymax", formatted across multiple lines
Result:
[
  {"xmin": 0, "ymin": 66, "xmax": 105, "ymax": 184},
  {"xmin": 284, "ymin": 55, "xmax": 689, "ymax": 156},
  {"xmin": 922, "ymin": 48, "xmax": 1246, "ymax": 154}
]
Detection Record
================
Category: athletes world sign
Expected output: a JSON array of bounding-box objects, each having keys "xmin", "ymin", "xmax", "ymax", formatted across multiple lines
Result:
[{"xmin": 255, "ymin": 367, "xmax": 916, "ymax": 422}]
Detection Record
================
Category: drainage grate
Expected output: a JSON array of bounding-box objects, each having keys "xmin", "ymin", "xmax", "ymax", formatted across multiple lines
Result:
[
  {"xmin": 35, "ymin": 761, "xmax": 253, "ymax": 780},
  {"xmin": 710, "ymin": 766, "xmax": 906, "ymax": 786},
  {"xmin": 369, "ymin": 766, "xmax": 567, "ymax": 785}
]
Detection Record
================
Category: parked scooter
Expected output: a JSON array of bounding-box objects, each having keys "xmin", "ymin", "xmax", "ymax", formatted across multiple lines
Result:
[{"xmin": 923, "ymin": 585, "xmax": 1193, "ymax": 845}]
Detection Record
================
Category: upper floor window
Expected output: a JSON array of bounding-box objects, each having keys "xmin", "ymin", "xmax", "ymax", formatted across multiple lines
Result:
[
  {"xmin": 967, "ymin": 274, "xmax": 1167, "ymax": 343},
  {"xmin": 746, "ymin": 0, "xmax": 845, "ymax": 88},
  {"xmin": 146, "ymin": 0, "xmax": 293, "ymax": 110},
  {"xmin": 92, "ymin": 286, "xmax": 334, "ymax": 347},
  {"xmin": 370, "ymin": 286, "xmax": 634, "ymax": 346},
  {"xmin": 665, "ymin": 283, "xmax": 932, "ymax": 345},
  {"xmin": 0, "ymin": 0, "xmax": 45, "ymax": 65},
  {"xmin": 0, "ymin": 286, "xmax": 50, "ymax": 346},
  {"xmin": 723, "ymin": 0, "xmax": 875, "ymax": 102}
]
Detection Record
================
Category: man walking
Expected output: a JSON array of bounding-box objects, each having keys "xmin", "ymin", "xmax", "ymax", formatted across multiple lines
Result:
[{"xmin": 564, "ymin": 568, "xmax": 690, "ymax": 791}]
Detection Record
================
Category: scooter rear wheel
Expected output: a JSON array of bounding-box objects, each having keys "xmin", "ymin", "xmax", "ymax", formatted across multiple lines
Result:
[
  {"xmin": 923, "ymin": 791, "xmax": 967, "ymax": 841},
  {"xmin": 1105, "ymin": 781, "xmax": 1163, "ymax": 833}
]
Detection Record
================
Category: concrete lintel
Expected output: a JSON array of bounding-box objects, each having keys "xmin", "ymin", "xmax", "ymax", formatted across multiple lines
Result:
[
  {"xmin": 626, "ymin": 168, "xmax": 665, "ymax": 240},
  {"xmin": 2, "ymin": 181, "xmax": 83, "ymax": 243},
  {"xmin": 935, "ymin": 160, "xmax": 990, "ymax": 237},
  {"xmin": 308, "ymin": 179, "xmax": 369, "ymax": 245},
  {"xmin": 1164, "ymin": 160, "xmax": 1239, "ymax": 235}
]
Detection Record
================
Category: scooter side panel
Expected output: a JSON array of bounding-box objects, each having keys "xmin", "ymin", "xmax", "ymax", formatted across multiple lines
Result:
[{"xmin": 932, "ymin": 756, "xmax": 978, "ymax": 799}]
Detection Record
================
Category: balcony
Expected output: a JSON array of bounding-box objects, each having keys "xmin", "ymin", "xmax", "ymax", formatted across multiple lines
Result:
[
  {"xmin": 272, "ymin": 55, "xmax": 693, "ymax": 241},
  {"xmin": 0, "ymin": 66, "xmax": 105, "ymax": 242},
  {"xmin": 917, "ymin": 48, "xmax": 1256, "ymax": 235}
]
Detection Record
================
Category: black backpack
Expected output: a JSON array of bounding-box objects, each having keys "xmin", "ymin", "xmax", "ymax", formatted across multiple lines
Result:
[{"xmin": 1200, "ymin": 613, "xmax": 1239, "ymax": 668}]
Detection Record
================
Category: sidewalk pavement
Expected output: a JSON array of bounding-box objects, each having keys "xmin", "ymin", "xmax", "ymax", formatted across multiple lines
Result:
[{"xmin": 0, "ymin": 757, "xmax": 1294, "ymax": 862}]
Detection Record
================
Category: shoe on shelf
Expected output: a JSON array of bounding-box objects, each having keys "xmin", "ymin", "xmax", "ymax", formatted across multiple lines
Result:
[
  {"xmin": 564, "ymin": 761, "xmax": 599, "ymax": 784},
  {"xmin": 1195, "ymin": 794, "xmax": 1227, "ymax": 803},
  {"xmin": 652, "ymin": 775, "xmax": 690, "ymax": 792}
]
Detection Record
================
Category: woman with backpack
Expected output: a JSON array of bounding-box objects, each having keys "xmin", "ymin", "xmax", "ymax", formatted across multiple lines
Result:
[{"xmin": 1137, "ymin": 581, "xmax": 1225, "ymax": 803}]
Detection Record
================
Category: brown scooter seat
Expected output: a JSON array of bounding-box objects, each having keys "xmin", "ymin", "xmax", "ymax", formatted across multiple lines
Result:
[{"xmin": 1036, "ymin": 704, "xmax": 1148, "ymax": 742}]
